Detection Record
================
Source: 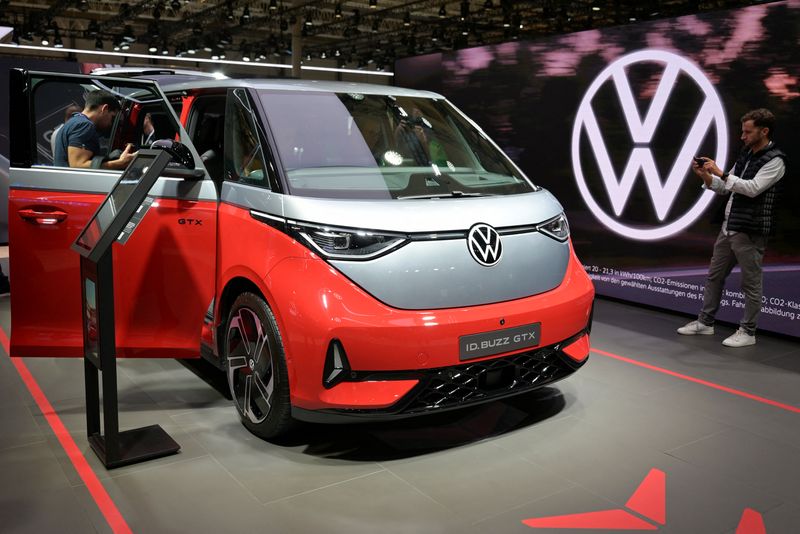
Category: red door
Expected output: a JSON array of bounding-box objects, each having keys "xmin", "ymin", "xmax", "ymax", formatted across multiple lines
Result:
[{"xmin": 9, "ymin": 70, "xmax": 217, "ymax": 358}]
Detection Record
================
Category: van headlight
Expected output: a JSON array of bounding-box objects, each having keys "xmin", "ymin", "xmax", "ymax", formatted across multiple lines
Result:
[
  {"xmin": 290, "ymin": 222, "xmax": 408, "ymax": 260},
  {"xmin": 538, "ymin": 213, "xmax": 569, "ymax": 242}
]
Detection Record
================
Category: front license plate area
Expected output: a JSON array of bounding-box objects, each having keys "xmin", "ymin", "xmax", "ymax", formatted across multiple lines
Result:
[{"xmin": 459, "ymin": 322, "xmax": 541, "ymax": 361}]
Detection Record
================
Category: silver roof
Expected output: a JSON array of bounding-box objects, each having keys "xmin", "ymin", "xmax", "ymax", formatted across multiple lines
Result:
[{"xmin": 156, "ymin": 77, "xmax": 443, "ymax": 99}]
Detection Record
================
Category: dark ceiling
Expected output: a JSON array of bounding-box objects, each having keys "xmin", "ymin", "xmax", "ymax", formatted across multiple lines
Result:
[{"xmin": 0, "ymin": 0, "xmax": 770, "ymax": 70}]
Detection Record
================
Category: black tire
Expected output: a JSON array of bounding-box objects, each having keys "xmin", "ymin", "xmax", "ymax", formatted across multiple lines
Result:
[{"xmin": 224, "ymin": 292, "xmax": 294, "ymax": 439}]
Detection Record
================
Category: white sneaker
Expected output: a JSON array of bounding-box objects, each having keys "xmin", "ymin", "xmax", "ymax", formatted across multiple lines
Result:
[
  {"xmin": 722, "ymin": 328, "xmax": 756, "ymax": 347},
  {"xmin": 677, "ymin": 320, "xmax": 714, "ymax": 335}
]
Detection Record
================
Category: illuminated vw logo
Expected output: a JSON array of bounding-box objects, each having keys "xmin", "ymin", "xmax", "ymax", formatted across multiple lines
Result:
[
  {"xmin": 468, "ymin": 223, "xmax": 502, "ymax": 266},
  {"xmin": 571, "ymin": 49, "xmax": 728, "ymax": 241}
]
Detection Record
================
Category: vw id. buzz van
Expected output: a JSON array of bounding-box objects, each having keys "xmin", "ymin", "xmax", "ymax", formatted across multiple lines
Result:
[{"xmin": 9, "ymin": 69, "xmax": 594, "ymax": 438}]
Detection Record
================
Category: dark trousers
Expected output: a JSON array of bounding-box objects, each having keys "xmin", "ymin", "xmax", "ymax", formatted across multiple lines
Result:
[{"xmin": 698, "ymin": 230, "xmax": 766, "ymax": 335}]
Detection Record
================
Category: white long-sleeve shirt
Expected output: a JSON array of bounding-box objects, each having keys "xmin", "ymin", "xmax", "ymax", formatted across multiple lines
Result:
[{"xmin": 706, "ymin": 153, "xmax": 785, "ymax": 234}]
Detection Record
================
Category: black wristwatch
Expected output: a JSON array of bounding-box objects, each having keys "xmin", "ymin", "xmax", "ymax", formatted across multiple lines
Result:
[{"xmin": 721, "ymin": 171, "xmax": 729, "ymax": 180}]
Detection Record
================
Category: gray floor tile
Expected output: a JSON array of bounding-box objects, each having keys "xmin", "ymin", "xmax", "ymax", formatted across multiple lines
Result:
[
  {"xmin": 262, "ymin": 470, "xmax": 476, "ymax": 534},
  {"xmin": 382, "ymin": 439, "xmax": 575, "ymax": 524},
  {"xmin": 668, "ymin": 428, "xmax": 800, "ymax": 506},
  {"xmin": 0, "ymin": 441, "xmax": 73, "ymax": 499},
  {"xmin": 646, "ymin": 381, "xmax": 800, "ymax": 450},
  {"xmin": 1, "ymin": 486, "xmax": 98, "ymax": 534},
  {"xmin": 41, "ymin": 425, "xmax": 210, "ymax": 487},
  {"xmin": 71, "ymin": 456, "xmax": 269, "ymax": 533},
  {"xmin": 174, "ymin": 405, "xmax": 386, "ymax": 504},
  {"xmin": 0, "ymin": 402, "xmax": 46, "ymax": 452},
  {"xmin": 555, "ymin": 374, "xmax": 731, "ymax": 451}
]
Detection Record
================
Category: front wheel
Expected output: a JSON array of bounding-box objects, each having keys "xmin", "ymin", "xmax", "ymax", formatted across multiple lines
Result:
[{"xmin": 224, "ymin": 292, "xmax": 294, "ymax": 439}]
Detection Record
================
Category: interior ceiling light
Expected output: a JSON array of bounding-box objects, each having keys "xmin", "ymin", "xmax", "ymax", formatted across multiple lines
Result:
[
  {"xmin": 269, "ymin": 0, "xmax": 278, "ymax": 11},
  {"xmin": 403, "ymin": 10, "xmax": 411, "ymax": 26},
  {"xmin": 439, "ymin": 4, "xmax": 446, "ymax": 18},
  {"xmin": 369, "ymin": 0, "xmax": 377, "ymax": 8},
  {"xmin": 242, "ymin": 6, "xmax": 250, "ymax": 19},
  {"xmin": 79, "ymin": 0, "xmax": 89, "ymax": 12},
  {"xmin": 335, "ymin": 3, "xmax": 342, "ymax": 18}
]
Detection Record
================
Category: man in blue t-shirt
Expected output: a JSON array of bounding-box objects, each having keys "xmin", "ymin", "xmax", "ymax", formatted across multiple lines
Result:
[{"xmin": 53, "ymin": 90, "xmax": 136, "ymax": 169}]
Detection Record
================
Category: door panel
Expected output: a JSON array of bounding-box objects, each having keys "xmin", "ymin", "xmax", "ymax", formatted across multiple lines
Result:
[{"xmin": 9, "ymin": 70, "xmax": 216, "ymax": 358}]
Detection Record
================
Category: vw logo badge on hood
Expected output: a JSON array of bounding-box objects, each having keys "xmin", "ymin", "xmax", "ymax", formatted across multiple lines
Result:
[{"xmin": 468, "ymin": 223, "xmax": 502, "ymax": 266}]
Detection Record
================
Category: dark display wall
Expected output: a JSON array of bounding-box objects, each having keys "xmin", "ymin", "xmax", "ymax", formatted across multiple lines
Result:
[{"xmin": 396, "ymin": 1, "xmax": 800, "ymax": 338}]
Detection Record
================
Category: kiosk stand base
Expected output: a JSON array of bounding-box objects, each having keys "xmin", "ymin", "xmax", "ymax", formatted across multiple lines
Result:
[{"xmin": 89, "ymin": 425, "xmax": 180, "ymax": 469}]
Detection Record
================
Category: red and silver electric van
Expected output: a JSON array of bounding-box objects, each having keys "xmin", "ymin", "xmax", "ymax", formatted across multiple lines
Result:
[{"xmin": 9, "ymin": 69, "xmax": 594, "ymax": 438}]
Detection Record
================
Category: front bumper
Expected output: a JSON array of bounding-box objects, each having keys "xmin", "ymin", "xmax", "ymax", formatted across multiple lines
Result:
[{"xmin": 292, "ymin": 331, "xmax": 589, "ymax": 423}]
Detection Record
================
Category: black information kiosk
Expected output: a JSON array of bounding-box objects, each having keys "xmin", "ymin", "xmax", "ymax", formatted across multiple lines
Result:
[{"xmin": 72, "ymin": 149, "xmax": 179, "ymax": 468}]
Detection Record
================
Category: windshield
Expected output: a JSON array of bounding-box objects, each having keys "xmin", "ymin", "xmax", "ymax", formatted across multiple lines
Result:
[{"xmin": 257, "ymin": 90, "xmax": 535, "ymax": 199}]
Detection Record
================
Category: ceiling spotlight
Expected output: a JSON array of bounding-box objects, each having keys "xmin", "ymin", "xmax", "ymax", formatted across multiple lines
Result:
[
  {"xmin": 242, "ymin": 6, "xmax": 250, "ymax": 19},
  {"xmin": 123, "ymin": 24, "xmax": 135, "ymax": 42},
  {"xmin": 403, "ymin": 10, "xmax": 411, "ymax": 26},
  {"xmin": 335, "ymin": 2, "xmax": 342, "ymax": 18},
  {"xmin": 320, "ymin": 51, "xmax": 327, "ymax": 59},
  {"xmin": 41, "ymin": 35, "xmax": 49, "ymax": 46},
  {"xmin": 269, "ymin": 0, "xmax": 278, "ymax": 11},
  {"xmin": 334, "ymin": 48, "xmax": 341, "ymax": 56},
  {"xmin": 54, "ymin": 34, "xmax": 64, "ymax": 47},
  {"xmin": 369, "ymin": 0, "xmax": 377, "ymax": 7},
  {"xmin": 460, "ymin": 1, "xmax": 469, "ymax": 21},
  {"xmin": 149, "ymin": 42, "xmax": 158, "ymax": 53},
  {"xmin": 438, "ymin": 4, "xmax": 446, "ymax": 18},
  {"xmin": 78, "ymin": 0, "xmax": 89, "ymax": 12},
  {"xmin": 502, "ymin": 14, "xmax": 510, "ymax": 27}
]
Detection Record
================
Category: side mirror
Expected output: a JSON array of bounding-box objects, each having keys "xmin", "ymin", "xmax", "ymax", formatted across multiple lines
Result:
[{"xmin": 150, "ymin": 139, "xmax": 195, "ymax": 170}]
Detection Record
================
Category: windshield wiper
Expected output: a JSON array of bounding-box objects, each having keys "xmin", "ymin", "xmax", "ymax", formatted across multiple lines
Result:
[{"xmin": 398, "ymin": 191, "xmax": 491, "ymax": 200}]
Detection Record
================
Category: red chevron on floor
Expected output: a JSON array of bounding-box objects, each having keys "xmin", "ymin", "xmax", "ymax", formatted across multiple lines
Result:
[
  {"xmin": 735, "ymin": 508, "xmax": 766, "ymax": 534},
  {"xmin": 625, "ymin": 468, "xmax": 666, "ymax": 525},
  {"xmin": 522, "ymin": 469, "xmax": 665, "ymax": 530}
]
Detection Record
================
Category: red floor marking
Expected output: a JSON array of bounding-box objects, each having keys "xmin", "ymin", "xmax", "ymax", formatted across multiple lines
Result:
[
  {"xmin": 735, "ymin": 508, "xmax": 766, "ymax": 534},
  {"xmin": 625, "ymin": 468, "xmax": 666, "ymax": 525},
  {"xmin": 0, "ymin": 328, "xmax": 133, "ymax": 534},
  {"xmin": 522, "ymin": 509, "xmax": 658, "ymax": 530},
  {"xmin": 522, "ymin": 469, "xmax": 664, "ymax": 530},
  {"xmin": 590, "ymin": 347, "xmax": 800, "ymax": 415}
]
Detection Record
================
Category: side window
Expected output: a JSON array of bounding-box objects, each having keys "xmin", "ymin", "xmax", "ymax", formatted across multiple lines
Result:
[
  {"xmin": 188, "ymin": 95, "xmax": 226, "ymax": 181},
  {"xmin": 32, "ymin": 76, "xmax": 184, "ymax": 169},
  {"xmin": 224, "ymin": 88, "xmax": 276, "ymax": 188}
]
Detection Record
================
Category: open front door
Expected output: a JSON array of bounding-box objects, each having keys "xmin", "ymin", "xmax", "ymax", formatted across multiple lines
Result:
[{"xmin": 9, "ymin": 69, "xmax": 217, "ymax": 358}]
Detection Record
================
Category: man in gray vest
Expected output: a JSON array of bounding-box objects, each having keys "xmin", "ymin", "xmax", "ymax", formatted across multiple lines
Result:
[{"xmin": 678, "ymin": 108, "xmax": 786, "ymax": 347}]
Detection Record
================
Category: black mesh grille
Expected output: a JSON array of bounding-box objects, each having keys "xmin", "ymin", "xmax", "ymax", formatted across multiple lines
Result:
[{"xmin": 400, "ymin": 346, "xmax": 572, "ymax": 414}]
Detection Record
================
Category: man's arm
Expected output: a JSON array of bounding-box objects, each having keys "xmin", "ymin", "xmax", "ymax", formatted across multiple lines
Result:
[
  {"xmin": 67, "ymin": 146, "xmax": 95, "ymax": 168},
  {"xmin": 722, "ymin": 158, "xmax": 785, "ymax": 197},
  {"xmin": 68, "ymin": 143, "xmax": 136, "ymax": 170}
]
